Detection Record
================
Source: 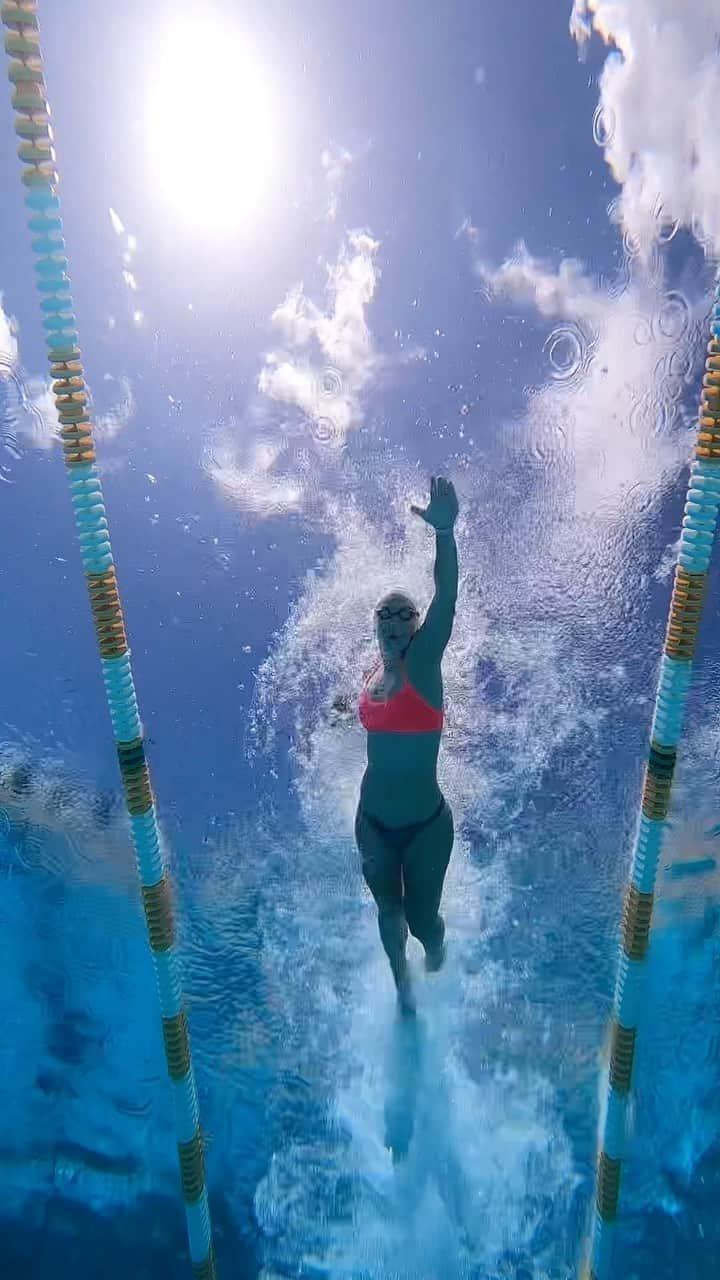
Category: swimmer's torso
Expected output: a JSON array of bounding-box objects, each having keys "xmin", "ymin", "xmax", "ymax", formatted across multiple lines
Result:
[{"xmin": 358, "ymin": 646, "xmax": 444, "ymax": 825}]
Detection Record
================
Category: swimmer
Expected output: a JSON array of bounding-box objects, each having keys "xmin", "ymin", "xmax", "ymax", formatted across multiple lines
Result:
[{"xmin": 356, "ymin": 476, "xmax": 459, "ymax": 1015}]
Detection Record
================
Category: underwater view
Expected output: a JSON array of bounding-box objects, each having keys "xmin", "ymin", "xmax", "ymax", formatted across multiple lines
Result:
[{"xmin": 1, "ymin": 1, "xmax": 719, "ymax": 1277}]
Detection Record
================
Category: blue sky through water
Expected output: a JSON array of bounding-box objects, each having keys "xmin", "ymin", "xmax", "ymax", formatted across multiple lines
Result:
[{"xmin": 0, "ymin": 0, "xmax": 619, "ymax": 818}]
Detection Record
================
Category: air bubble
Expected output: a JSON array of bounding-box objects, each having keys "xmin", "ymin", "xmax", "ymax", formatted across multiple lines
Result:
[
  {"xmin": 657, "ymin": 218, "xmax": 679, "ymax": 245},
  {"xmin": 649, "ymin": 199, "xmax": 679, "ymax": 246},
  {"xmin": 3, "ymin": 433, "xmax": 22, "ymax": 462},
  {"xmin": 0, "ymin": 356, "xmax": 35, "ymax": 480},
  {"xmin": 592, "ymin": 104, "xmax": 616, "ymax": 147},
  {"xmin": 319, "ymin": 367, "xmax": 343, "ymax": 399},
  {"xmin": 311, "ymin": 415, "xmax": 345, "ymax": 450},
  {"xmin": 657, "ymin": 291, "xmax": 690, "ymax": 341},
  {"xmin": 544, "ymin": 324, "xmax": 584, "ymax": 381},
  {"xmin": 668, "ymin": 347, "xmax": 694, "ymax": 382},
  {"xmin": 690, "ymin": 212, "xmax": 714, "ymax": 255},
  {"xmin": 654, "ymin": 395, "xmax": 673, "ymax": 436},
  {"xmin": 623, "ymin": 227, "xmax": 642, "ymax": 259},
  {"xmin": 629, "ymin": 394, "xmax": 650, "ymax": 437},
  {"xmin": 633, "ymin": 316, "xmax": 652, "ymax": 347}
]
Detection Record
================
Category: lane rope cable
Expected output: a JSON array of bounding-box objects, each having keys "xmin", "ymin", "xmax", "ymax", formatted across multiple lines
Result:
[{"xmin": 1, "ymin": 4, "xmax": 217, "ymax": 1276}]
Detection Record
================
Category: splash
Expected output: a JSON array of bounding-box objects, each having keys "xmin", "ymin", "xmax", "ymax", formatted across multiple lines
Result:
[{"xmin": 246, "ymin": 484, "xmax": 588, "ymax": 1275}]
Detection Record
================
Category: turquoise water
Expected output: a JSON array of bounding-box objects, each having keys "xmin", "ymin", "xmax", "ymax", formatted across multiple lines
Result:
[{"xmin": 1, "ymin": 2, "xmax": 720, "ymax": 1277}]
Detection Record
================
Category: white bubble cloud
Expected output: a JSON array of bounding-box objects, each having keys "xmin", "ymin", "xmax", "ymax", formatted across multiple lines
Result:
[
  {"xmin": 476, "ymin": 241, "xmax": 698, "ymax": 517},
  {"xmin": 571, "ymin": 0, "xmax": 720, "ymax": 256},
  {"xmin": 204, "ymin": 430, "xmax": 305, "ymax": 517},
  {"xmin": 0, "ymin": 294, "xmax": 18, "ymax": 367}
]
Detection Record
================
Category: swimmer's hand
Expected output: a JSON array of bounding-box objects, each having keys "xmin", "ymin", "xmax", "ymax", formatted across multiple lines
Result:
[{"xmin": 410, "ymin": 476, "xmax": 458, "ymax": 534}]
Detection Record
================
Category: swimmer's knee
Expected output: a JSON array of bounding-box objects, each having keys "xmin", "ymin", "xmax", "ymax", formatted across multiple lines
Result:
[
  {"xmin": 377, "ymin": 904, "xmax": 407, "ymax": 945},
  {"xmin": 377, "ymin": 901, "xmax": 405, "ymax": 928},
  {"xmin": 404, "ymin": 902, "xmax": 429, "ymax": 941}
]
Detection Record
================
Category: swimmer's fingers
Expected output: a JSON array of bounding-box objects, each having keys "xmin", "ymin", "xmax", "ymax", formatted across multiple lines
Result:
[{"xmin": 411, "ymin": 476, "xmax": 458, "ymax": 528}]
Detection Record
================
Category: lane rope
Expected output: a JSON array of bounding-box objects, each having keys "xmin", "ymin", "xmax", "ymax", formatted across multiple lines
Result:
[
  {"xmin": 1, "ymin": 4, "xmax": 217, "ymax": 1275},
  {"xmin": 583, "ymin": 289, "xmax": 720, "ymax": 1277}
]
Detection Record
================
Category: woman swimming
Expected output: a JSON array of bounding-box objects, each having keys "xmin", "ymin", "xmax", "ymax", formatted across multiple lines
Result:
[{"xmin": 356, "ymin": 476, "xmax": 459, "ymax": 1014}]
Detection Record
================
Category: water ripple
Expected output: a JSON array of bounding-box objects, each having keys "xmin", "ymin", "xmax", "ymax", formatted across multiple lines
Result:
[
  {"xmin": 592, "ymin": 104, "xmax": 616, "ymax": 147},
  {"xmin": 656, "ymin": 291, "xmax": 691, "ymax": 342},
  {"xmin": 310, "ymin": 414, "xmax": 345, "ymax": 451},
  {"xmin": 318, "ymin": 366, "xmax": 344, "ymax": 399},
  {"xmin": 544, "ymin": 322, "xmax": 586, "ymax": 384}
]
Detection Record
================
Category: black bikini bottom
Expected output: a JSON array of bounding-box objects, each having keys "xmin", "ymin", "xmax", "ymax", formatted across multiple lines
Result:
[{"xmin": 358, "ymin": 796, "xmax": 446, "ymax": 853}]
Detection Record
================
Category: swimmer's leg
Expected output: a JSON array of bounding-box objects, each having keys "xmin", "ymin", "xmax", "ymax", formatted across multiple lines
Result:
[
  {"xmin": 402, "ymin": 800, "xmax": 454, "ymax": 971},
  {"xmin": 355, "ymin": 808, "xmax": 415, "ymax": 1015}
]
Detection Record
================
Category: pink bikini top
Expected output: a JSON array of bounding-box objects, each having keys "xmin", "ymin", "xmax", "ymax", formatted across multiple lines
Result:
[{"xmin": 359, "ymin": 667, "xmax": 444, "ymax": 734}]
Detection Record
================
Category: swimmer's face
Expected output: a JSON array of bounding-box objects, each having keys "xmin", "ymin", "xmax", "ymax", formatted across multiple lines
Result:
[{"xmin": 375, "ymin": 592, "xmax": 419, "ymax": 658}]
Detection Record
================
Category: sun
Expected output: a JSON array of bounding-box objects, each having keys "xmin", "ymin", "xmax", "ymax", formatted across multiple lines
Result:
[{"xmin": 147, "ymin": 15, "xmax": 277, "ymax": 230}]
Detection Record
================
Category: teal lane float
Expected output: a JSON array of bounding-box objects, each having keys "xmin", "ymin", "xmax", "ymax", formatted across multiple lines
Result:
[
  {"xmin": 584, "ymin": 297, "xmax": 720, "ymax": 1278},
  {"xmin": 1, "ymin": 3, "xmax": 216, "ymax": 1276}
]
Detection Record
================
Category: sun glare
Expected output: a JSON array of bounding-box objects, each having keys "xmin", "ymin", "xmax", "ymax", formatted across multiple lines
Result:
[{"xmin": 148, "ymin": 16, "xmax": 277, "ymax": 230}]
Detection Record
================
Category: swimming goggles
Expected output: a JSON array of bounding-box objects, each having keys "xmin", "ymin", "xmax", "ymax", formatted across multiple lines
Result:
[{"xmin": 375, "ymin": 605, "xmax": 418, "ymax": 622}]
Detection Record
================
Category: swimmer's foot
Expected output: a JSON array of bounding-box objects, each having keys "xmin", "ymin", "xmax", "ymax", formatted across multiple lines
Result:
[
  {"xmin": 397, "ymin": 984, "xmax": 417, "ymax": 1017},
  {"xmin": 396, "ymin": 967, "xmax": 417, "ymax": 1017},
  {"xmin": 424, "ymin": 942, "xmax": 446, "ymax": 972},
  {"xmin": 424, "ymin": 918, "xmax": 447, "ymax": 972}
]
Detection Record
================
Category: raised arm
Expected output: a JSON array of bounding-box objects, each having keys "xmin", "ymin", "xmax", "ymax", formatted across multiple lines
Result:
[{"xmin": 411, "ymin": 477, "xmax": 459, "ymax": 662}]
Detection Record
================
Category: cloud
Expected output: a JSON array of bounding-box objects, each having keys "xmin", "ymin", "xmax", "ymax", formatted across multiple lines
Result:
[
  {"xmin": 0, "ymin": 302, "xmax": 57, "ymax": 455},
  {"xmin": 478, "ymin": 4, "xmax": 716, "ymax": 525},
  {"xmin": 321, "ymin": 143, "xmax": 353, "ymax": 223},
  {"xmin": 3, "ymin": 370, "xmax": 136, "ymax": 455},
  {"xmin": 208, "ymin": 232, "xmax": 381, "ymax": 520},
  {"xmin": 258, "ymin": 230, "xmax": 380, "ymax": 448},
  {"xmin": 1, "ymin": 289, "xmax": 135, "ymax": 456},
  {"xmin": 570, "ymin": 0, "xmax": 720, "ymax": 256},
  {"xmin": 23, "ymin": 379, "xmax": 59, "ymax": 449},
  {"xmin": 95, "ymin": 374, "xmax": 135, "ymax": 441},
  {"xmin": 204, "ymin": 430, "xmax": 305, "ymax": 517},
  {"xmin": 476, "ymin": 241, "xmax": 698, "ymax": 517},
  {"xmin": 477, "ymin": 241, "xmax": 611, "ymax": 326},
  {"xmin": 26, "ymin": 372, "xmax": 136, "ymax": 452},
  {"xmin": 320, "ymin": 140, "xmax": 371, "ymax": 223},
  {"xmin": 455, "ymin": 215, "xmax": 480, "ymax": 246}
]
